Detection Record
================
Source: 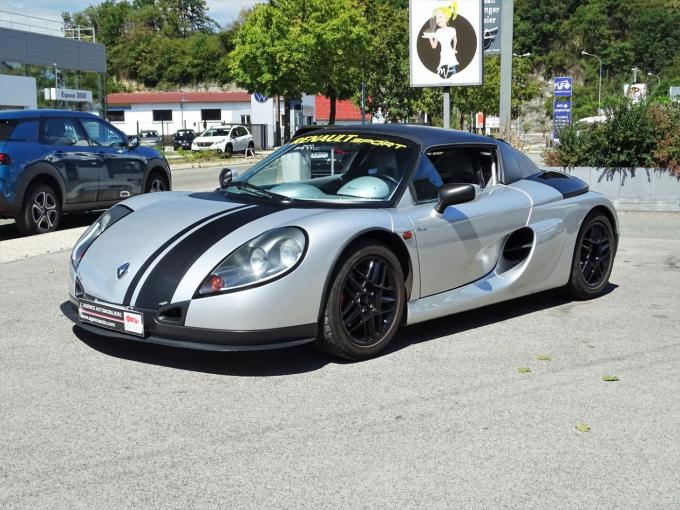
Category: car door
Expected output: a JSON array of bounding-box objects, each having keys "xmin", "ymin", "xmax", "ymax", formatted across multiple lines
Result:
[
  {"xmin": 405, "ymin": 146, "xmax": 532, "ymax": 297},
  {"xmin": 79, "ymin": 117, "xmax": 146, "ymax": 202},
  {"xmin": 40, "ymin": 117, "xmax": 101, "ymax": 204}
]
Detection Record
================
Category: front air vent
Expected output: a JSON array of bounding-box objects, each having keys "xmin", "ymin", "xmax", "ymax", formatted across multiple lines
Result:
[
  {"xmin": 74, "ymin": 279, "xmax": 85, "ymax": 299},
  {"xmin": 156, "ymin": 302, "xmax": 189, "ymax": 326},
  {"xmin": 497, "ymin": 227, "xmax": 534, "ymax": 273}
]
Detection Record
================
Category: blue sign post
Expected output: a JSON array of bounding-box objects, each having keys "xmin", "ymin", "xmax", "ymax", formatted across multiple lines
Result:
[{"xmin": 552, "ymin": 77, "xmax": 573, "ymax": 140}]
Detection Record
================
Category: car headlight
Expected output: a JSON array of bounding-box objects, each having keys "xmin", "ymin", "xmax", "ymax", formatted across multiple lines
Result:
[
  {"xmin": 197, "ymin": 227, "xmax": 307, "ymax": 295},
  {"xmin": 71, "ymin": 205, "xmax": 132, "ymax": 269}
]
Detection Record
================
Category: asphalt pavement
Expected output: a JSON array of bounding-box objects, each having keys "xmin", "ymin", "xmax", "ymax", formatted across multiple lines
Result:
[{"xmin": 1, "ymin": 172, "xmax": 679, "ymax": 508}]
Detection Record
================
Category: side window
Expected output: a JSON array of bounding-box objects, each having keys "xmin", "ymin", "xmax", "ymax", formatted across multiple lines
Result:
[
  {"xmin": 80, "ymin": 119, "xmax": 125, "ymax": 148},
  {"xmin": 42, "ymin": 118, "xmax": 89, "ymax": 146},
  {"xmin": 0, "ymin": 119, "xmax": 39, "ymax": 141},
  {"xmin": 240, "ymin": 127, "xmax": 250, "ymax": 137},
  {"xmin": 498, "ymin": 142, "xmax": 523, "ymax": 184},
  {"xmin": 412, "ymin": 146, "xmax": 498, "ymax": 203}
]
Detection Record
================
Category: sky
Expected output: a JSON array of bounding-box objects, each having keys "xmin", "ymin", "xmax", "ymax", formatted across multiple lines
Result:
[{"xmin": 2, "ymin": 0, "xmax": 264, "ymax": 29}]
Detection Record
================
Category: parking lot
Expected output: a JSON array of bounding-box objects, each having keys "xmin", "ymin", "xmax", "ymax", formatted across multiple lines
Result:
[{"xmin": 1, "ymin": 168, "xmax": 679, "ymax": 507}]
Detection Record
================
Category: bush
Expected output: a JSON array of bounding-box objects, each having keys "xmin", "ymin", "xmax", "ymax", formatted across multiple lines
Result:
[{"xmin": 544, "ymin": 98, "xmax": 679, "ymax": 174}]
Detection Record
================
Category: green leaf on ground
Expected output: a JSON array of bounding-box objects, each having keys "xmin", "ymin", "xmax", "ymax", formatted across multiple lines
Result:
[
  {"xmin": 536, "ymin": 355, "xmax": 552, "ymax": 361},
  {"xmin": 575, "ymin": 423, "xmax": 591, "ymax": 433},
  {"xmin": 602, "ymin": 375, "xmax": 620, "ymax": 382},
  {"xmin": 517, "ymin": 367, "xmax": 531, "ymax": 373}
]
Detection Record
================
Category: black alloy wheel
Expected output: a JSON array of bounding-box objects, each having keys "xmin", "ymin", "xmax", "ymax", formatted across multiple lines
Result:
[
  {"xmin": 318, "ymin": 241, "xmax": 405, "ymax": 360},
  {"xmin": 340, "ymin": 256, "xmax": 399, "ymax": 345},
  {"xmin": 566, "ymin": 212, "xmax": 616, "ymax": 299},
  {"xmin": 16, "ymin": 183, "xmax": 61, "ymax": 235},
  {"xmin": 580, "ymin": 220, "xmax": 611, "ymax": 287}
]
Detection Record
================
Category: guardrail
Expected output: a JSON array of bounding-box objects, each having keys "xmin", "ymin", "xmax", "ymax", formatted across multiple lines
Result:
[{"xmin": 0, "ymin": 11, "xmax": 63, "ymax": 37}]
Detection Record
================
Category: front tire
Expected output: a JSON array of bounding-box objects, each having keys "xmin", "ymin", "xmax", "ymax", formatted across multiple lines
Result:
[
  {"xmin": 16, "ymin": 182, "xmax": 61, "ymax": 235},
  {"xmin": 145, "ymin": 171, "xmax": 168, "ymax": 193},
  {"xmin": 317, "ymin": 241, "xmax": 405, "ymax": 360},
  {"xmin": 223, "ymin": 143, "xmax": 233, "ymax": 158},
  {"xmin": 565, "ymin": 212, "xmax": 616, "ymax": 299}
]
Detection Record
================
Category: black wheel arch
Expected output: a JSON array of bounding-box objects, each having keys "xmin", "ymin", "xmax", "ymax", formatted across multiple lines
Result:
[
  {"xmin": 16, "ymin": 162, "xmax": 66, "ymax": 210},
  {"xmin": 316, "ymin": 229, "xmax": 414, "ymax": 324}
]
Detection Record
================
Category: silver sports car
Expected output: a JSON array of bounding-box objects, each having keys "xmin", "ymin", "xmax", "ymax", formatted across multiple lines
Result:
[{"xmin": 68, "ymin": 125, "xmax": 618, "ymax": 360}]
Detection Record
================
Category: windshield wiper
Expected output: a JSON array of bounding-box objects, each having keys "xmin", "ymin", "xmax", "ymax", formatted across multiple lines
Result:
[{"xmin": 222, "ymin": 181, "xmax": 287, "ymax": 201}]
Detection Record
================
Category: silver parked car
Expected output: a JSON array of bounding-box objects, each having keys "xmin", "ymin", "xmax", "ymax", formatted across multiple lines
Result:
[
  {"xmin": 68, "ymin": 125, "xmax": 618, "ymax": 360},
  {"xmin": 138, "ymin": 130, "xmax": 161, "ymax": 147}
]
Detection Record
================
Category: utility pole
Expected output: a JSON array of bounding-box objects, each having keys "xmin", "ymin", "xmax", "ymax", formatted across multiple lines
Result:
[
  {"xmin": 443, "ymin": 86, "xmax": 450, "ymax": 129},
  {"xmin": 499, "ymin": 0, "xmax": 514, "ymax": 140},
  {"xmin": 361, "ymin": 82, "xmax": 366, "ymax": 125},
  {"xmin": 581, "ymin": 51, "xmax": 603, "ymax": 114}
]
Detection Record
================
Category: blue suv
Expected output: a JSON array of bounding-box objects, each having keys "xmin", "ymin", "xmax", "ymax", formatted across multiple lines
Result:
[{"xmin": 0, "ymin": 110, "xmax": 171, "ymax": 235}]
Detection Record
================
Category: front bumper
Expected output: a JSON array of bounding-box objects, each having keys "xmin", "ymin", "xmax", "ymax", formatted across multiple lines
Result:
[{"xmin": 67, "ymin": 298, "xmax": 317, "ymax": 352}]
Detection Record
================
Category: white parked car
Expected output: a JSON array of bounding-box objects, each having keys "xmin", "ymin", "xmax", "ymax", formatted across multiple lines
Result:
[{"xmin": 191, "ymin": 125, "xmax": 254, "ymax": 157}]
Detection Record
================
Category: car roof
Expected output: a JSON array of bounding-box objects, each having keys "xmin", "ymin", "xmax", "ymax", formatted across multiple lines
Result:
[
  {"xmin": 293, "ymin": 124, "xmax": 496, "ymax": 149},
  {"xmin": 0, "ymin": 109, "xmax": 102, "ymax": 120}
]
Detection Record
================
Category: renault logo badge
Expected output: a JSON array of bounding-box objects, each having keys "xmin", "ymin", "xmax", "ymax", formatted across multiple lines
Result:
[{"xmin": 117, "ymin": 263, "xmax": 130, "ymax": 279}]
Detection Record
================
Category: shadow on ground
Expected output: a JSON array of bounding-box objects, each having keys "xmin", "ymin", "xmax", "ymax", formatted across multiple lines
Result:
[
  {"xmin": 0, "ymin": 212, "xmax": 100, "ymax": 241},
  {"xmin": 60, "ymin": 283, "xmax": 618, "ymax": 377}
]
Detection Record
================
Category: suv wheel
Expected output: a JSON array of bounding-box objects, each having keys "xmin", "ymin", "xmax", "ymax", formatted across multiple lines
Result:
[
  {"xmin": 145, "ymin": 172, "xmax": 168, "ymax": 193},
  {"xmin": 223, "ymin": 143, "xmax": 233, "ymax": 158},
  {"xmin": 16, "ymin": 183, "xmax": 61, "ymax": 235}
]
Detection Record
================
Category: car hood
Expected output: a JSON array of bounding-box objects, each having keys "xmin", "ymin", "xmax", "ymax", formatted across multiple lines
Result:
[
  {"xmin": 75, "ymin": 192, "xmax": 327, "ymax": 307},
  {"xmin": 77, "ymin": 192, "xmax": 247, "ymax": 304}
]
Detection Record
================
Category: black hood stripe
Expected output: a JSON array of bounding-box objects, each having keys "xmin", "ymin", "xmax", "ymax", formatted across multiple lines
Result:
[
  {"xmin": 122, "ymin": 205, "xmax": 249, "ymax": 306},
  {"xmin": 134, "ymin": 204, "xmax": 280, "ymax": 309}
]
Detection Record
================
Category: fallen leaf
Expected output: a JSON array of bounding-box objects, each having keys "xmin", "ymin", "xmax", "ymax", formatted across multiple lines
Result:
[
  {"xmin": 576, "ymin": 422, "xmax": 591, "ymax": 432},
  {"xmin": 602, "ymin": 375, "xmax": 620, "ymax": 382},
  {"xmin": 536, "ymin": 355, "xmax": 552, "ymax": 361},
  {"xmin": 517, "ymin": 367, "xmax": 531, "ymax": 374}
]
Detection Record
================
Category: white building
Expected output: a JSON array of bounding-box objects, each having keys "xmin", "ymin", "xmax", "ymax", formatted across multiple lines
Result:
[
  {"xmin": 106, "ymin": 91, "xmax": 252, "ymax": 137},
  {"xmin": 0, "ymin": 75, "xmax": 37, "ymax": 110}
]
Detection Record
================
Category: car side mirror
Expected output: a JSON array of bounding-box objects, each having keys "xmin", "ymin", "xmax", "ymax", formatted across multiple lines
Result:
[
  {"xmin": 435, "ymin": 183, "xmax": 477, "ymax": 214},
  {"xmin": 219, "ymin": 168, "xmax": 233, "ymax": 187},
  {"xmin": 128, "ymin": 136, "xmax": 140, "ymax": 149}
]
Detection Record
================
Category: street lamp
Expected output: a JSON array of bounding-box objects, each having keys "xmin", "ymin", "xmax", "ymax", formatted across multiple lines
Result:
[
  {"xmin": 581, "ymin": 51, "xmax": 603, "ymax": 115},
  {"xmin": 648, "ymin": 72, "xmax": 661, "ymax": 87},
  {"xmin": 180, "ymin": 93, "xmax": 187, "ymax": 129}
]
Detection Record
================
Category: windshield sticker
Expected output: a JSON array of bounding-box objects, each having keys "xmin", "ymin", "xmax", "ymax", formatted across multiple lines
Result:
[{"xmin": 291, "ymin": 133, "xmax": 408, "ymax": 149}]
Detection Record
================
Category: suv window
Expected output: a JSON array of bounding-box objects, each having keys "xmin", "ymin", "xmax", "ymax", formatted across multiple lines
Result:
[
  {"xmin": 0, "ymin": 119, "xmax": 39, "ymax": 141},
  {"xmin": 42, "ymin": 118, "xmax": 89, "ymax": 146},
  {"xmin": 80, "ymin": 118, "xmax": 125, "ymax": 148},
  {"xmin": 237, "ymin": 126, "xmax": 248, "ymax": 137}
]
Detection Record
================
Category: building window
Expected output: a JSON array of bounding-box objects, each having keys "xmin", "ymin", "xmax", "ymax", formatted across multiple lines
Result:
[
  {"xmin": 240, "ymin": 115, "xmax": 251, "ymax": 125},
  {"xmin": 152, "ymin": 109, "xmax": 172, "ymax": 121},
  {"xmin": 107, "ymin": 110, "xmax": 125, "ymax": 122},
  {"xmin": 201, "ymin": 109, "xmax": 221, "ymax": 121}
]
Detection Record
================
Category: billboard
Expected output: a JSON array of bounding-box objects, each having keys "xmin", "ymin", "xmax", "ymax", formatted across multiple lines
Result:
[
  {"xmin": 482, "ymin": 0, "xmax": 501, "ymax": 53},
  {"xmin": 409, "ymin": 0, "xmax": 483, "ymax": 87}
]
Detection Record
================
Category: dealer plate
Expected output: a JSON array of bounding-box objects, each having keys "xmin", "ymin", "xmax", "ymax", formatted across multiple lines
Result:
[{"xmin": 78, "ymin": 299, "xmax": 145, "ymax": 337}]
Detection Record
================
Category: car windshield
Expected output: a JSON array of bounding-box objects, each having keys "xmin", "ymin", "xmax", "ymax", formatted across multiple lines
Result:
[
  {"xmin": 229, "ymin": 132, "xmax": 418, "ymax": 204},
  {"xmin": 202, "ymin": 128, "xmax": 231, "ymax": 137}
]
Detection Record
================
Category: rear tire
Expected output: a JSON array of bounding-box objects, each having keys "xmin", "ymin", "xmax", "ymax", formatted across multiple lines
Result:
[
  {"xmin": 16, "ymin": 182, "xmax": 61, "ymax": 235},
  {"xmin": 565, "ymin": 212, "xmax": 616, "ymax": 300},
  {"xmin": 145, "ymin": 171, "xmax": 168, "ymax": 193},
  {"xmin": 316, "ymin": 241, "xmax": 405, "ymax": 360}
]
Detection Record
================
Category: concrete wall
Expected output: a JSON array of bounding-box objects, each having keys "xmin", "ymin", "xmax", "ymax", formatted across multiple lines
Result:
[
  {"xmin": 547, "ymin": 166, "xmax": 680, "ymax": 212},
  {"xmin": 0, "ymin": 74, "xmax": 37, "ymax": 109}
]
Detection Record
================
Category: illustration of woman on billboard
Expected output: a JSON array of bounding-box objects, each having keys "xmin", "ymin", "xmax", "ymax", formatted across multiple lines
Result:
[{"xmin": 422, "ymin": 2, "xmax": 459, "ymax": 79}]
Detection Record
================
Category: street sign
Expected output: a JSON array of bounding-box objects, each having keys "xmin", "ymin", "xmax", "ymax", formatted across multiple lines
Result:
[
  {"xmin": 482, "ymin": 0, "xmax": 501, "ymax": 53},
  {"xmin": 409, "ymin": 0, "xmax": 484, "ymax": 87},
  {"xmin": 671, "ymin": 86, "xmax": 680, "ymax": 102},
  {"xmin": 553, "ymin": 99, "xmax": 571, "ymax": 112},
  {"xmin": 44, "ymin": 87, "xmax": 92, "ymax": 103},
  {"xmin": 553, "ymin": 77, "xmax": 572, "ymax": 97}
]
